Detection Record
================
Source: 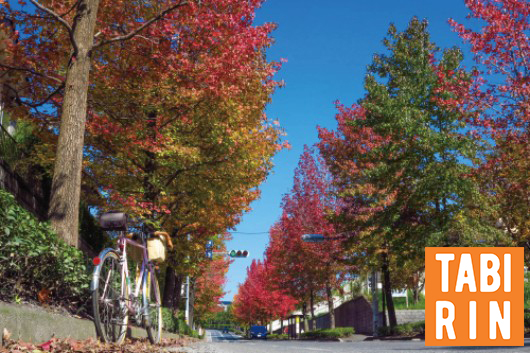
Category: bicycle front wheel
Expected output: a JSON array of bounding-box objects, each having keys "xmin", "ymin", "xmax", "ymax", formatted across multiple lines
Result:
[
  {"xmin": 92, "ymin": 249, "xmax": 129, "ymax": 344},
  {"xmin": 143, "ymin": 268, "xmax": 162, "ymax": 344}
]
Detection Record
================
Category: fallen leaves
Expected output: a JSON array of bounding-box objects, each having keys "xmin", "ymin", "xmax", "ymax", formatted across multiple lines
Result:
[{"xmin": 0, "ymin": 335, "xmax": 195, "ymax": 353}]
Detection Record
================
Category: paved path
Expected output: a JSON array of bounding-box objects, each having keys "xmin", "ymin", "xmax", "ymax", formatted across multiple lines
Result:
[{"xmin": 170, "ymin": 330, "xmax": 530, "ymax": 353}]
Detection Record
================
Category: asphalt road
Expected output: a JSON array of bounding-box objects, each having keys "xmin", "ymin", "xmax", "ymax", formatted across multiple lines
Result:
[{"xmin": 173, "ymin": 330, "xmax": 530, "ymax": 353}]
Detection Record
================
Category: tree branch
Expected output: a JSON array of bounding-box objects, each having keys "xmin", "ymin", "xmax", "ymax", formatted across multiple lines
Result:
[
  {"xmin": 4, "ymin": 82, "xmax": 65, "ymax": 109},
  {"xmin": 93, "ymin": 0, "xmax": 189, "ymax": 49},
  {"xmin": 28, "ymin": 0, "xmax": 78, "ymax": 55},
  {"xmin": 0, "ymin": 63, "xmax": 64, "ymax": 84}
]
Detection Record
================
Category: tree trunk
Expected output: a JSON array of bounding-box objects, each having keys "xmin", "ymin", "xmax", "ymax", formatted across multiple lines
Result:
[
  {"xmin": 326, "ymin": 284, "xmax": 335, "ymax": 329},
  {"xmin": 162, "ymin": 266, "xmax": 176, "ymax": 308},
  {"xmin": 382, "ymin": 253, "xmax": 397, "ymax": 330},
  {"xmin": 48, "ymin": 0, "xmax": 100, "ymax": 247},
  {"xmin": 173, "ymin": 274, "xmax": 183, "ymax": 313},
  {"xmin": 302, "ymin": 302, "xmax": 309, "ymax": 332},
  {"xmin": 310, "ymin": 289, "xmax": 316, "ymax": 331},
  {"xmin": 381, "ymin": 275, "xmax": 387, "ymax": 328}
]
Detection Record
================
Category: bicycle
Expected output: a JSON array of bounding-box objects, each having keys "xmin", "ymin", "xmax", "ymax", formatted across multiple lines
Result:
[{"xmin": 91, "ymin": 211, "xmax": 173, "ymax": 344}]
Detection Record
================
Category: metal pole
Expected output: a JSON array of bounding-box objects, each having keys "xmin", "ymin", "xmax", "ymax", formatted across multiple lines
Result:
[
  {"xmin": 185, "ymin": 233, "xmax": 191, "ymax": 325},
  {"xmin": 371, "ymin": 271, "xmax": 378, "ymax": 336},
  {"xmin": 185, "ymin": 275, "xmax": 190, "ymax": 325}
]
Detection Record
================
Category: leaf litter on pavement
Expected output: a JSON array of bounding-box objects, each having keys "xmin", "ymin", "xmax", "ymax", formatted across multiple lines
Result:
[{"xmin": 1, "ymin": 329, "xmax": 198, "ymax": 353}]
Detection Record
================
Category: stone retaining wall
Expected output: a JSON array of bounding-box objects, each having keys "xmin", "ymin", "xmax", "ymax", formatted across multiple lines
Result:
[
  {"xmin": 0, "ymin": 301, "xmax": 179, "ymax": 343},
  {"xmin": 395, "ymin": 309, "xmax": 425, "ymax": 324}
]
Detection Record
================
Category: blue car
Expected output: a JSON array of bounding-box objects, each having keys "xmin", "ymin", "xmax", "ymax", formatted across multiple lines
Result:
[{"xmin": 249, "ymin": 325, "xmax": 268, "ymax": 339}]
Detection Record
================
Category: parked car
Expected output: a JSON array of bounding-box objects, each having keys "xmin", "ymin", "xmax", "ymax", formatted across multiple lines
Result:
[{"xmin": 249, "ymin": 325, "xmax": 268, "ymax": 339}]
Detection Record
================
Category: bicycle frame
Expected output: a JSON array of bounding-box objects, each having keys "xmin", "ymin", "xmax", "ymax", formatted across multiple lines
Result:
[{"xmin": 92, "ymin": 232, "xmax": 160, "ymax": 317}]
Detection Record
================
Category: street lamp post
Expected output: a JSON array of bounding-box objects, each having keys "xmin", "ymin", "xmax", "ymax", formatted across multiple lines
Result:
[{"xmin": 300, "ymin": 233, "xmax": 379, "ymax": 336}]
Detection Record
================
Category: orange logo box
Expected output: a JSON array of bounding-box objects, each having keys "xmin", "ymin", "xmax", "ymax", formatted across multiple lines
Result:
[{"xmin": 425, "ymin": 247, "xmax": 524, "ymax": 346}]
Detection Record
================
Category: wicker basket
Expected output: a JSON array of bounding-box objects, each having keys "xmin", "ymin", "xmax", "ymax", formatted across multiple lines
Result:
[{"xmin": 147, "ymin": 236, "xmax": 167, "ymax": 263}]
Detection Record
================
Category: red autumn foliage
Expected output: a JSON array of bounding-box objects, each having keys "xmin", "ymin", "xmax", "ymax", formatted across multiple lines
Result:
[
  {"xmin": 232, "ymin": 259, "xmax": 297, "ymax": 326},
  {"xmin": 263, "ymin": 146, "xmax": 350, "ymax": 327},
  {"xmin": 443, "ymin": 0, "xmax": 529, "ymax": 243}
]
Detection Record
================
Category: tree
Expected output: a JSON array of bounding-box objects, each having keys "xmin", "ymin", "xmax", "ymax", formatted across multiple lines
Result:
[
  {"xmin": 194, "ymin": 244, "xmax": 231, "ymax": 327},
  {"xmin": 0, "ymin": 0, "xmax": 286, "ymax": 248},
  {"xmin": 318, "ymin": 18, "xmax": 501, "ymax": 331},
  {"xmin": 232, "ymin": 259, "xmax": 297, "ymax": 328},
  {"xmin": 445, "ymin": 0, "xmax": 529, "ymax": 251},
  {"xmin": 0, "ymin": 0, "xmax": 193, "ymax": 246},
  {"xmin": 265, "ymin": 146, "xmax": 347, "ymax": 329}
]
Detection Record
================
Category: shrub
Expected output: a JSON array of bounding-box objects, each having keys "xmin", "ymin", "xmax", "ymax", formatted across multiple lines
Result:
[
  {"xmin": 0, "ymin": 190, "xmax": 91, "ymax": 310},
  {"xmin": 268, "ymin": 333, "xmax": 289, "ymax": 340},
  {"xmin": 301, "ymin": 327, "xmax": 355, "ymax": 340},
  {"xmin": 378, "ymin": 321, "xmax": 425, "ymax": 336},
  {"xmin": 161, "ymin": 308, "xmax": 180, "ymax": 333}
]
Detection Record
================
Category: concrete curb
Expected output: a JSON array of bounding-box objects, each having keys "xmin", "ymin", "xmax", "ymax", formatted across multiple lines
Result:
[
  {"xmin": 0, "ymin": 301, "xmax": 180, "ymax": 343},
  {"xmin": 364, "ymin": 335, "xmax": 424, "ymax": 341}
]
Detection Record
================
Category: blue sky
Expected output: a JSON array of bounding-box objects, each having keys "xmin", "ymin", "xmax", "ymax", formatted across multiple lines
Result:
[{"xmin": 222, "ymin": 0, "xmax": 476, "ymax": 301}]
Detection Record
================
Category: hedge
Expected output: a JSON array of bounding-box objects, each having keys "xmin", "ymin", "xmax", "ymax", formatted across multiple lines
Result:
[
  {"xmin": 268, "ymin": 333, "xmax": 289, "ymax": 340},
  {"xmin": 301, "ymin": 327, "xmax": 355, "ymax": 340},
  {"xmin": 378, "ymin": 320, "xmax": 425, "ymax": 336}
]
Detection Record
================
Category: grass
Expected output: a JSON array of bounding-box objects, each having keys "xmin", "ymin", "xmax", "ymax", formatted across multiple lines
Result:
[{"xmin": 375, "ymin": 290, "xmax": 425, "ymax": 310}]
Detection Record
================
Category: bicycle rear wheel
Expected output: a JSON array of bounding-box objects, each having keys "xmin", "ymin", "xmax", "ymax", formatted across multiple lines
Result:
[
  {"xmin": 143, "ymin": 268, "xmax": 162, "ymax": 344},
  {"xmin": 92, "ymin": 250, "xmax": 129, "ymax": 344}
]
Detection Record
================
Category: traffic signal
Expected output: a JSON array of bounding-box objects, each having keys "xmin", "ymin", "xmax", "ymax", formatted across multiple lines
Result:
[{"xmin": 228, "ymin": 250, "xmax": 249, "ymax": 258}]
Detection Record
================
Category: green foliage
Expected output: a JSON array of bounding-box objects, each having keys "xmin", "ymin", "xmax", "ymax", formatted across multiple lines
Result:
[
  {"xmin": 204, "ymin": 306, "xmax": 236, "ymax": 330},
  {"xmin": 381, "ymin": 291, "xmax": 425, "ymax": 310},
  {"xmin": 0, "ymin": 190, "xmax": 91, "ymax": 308},
  {"xmin": 268, "ymin": 333, "xmax": 289, "ymax": 340},
  {"xmin": 378, "ymin": 320, "xmax": 425, "ymax": 336},
  {"xmin": 161, "ymin": 308, "xmax": 180, "ymax": 333},
  {"xmin": 161, "ymin": 308, "xmax": 203, "ymax": 338},
  {"xmin": 301, "ymin": 327, "xmax": 355, "ymax": 340}
]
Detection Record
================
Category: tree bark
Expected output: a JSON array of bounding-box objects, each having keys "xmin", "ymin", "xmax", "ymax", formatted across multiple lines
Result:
[
  {"xmin": 173, "ymin": 274, "xmax": 183, "ymax": 313},
  {"xmin": 381, "ymin": 275, "xmax": 387, "ymax": 328},
  {"xmin": 162, "ymin": 266, "xmax": 176, "ymax": 308},
  {"xmin": 382, "ymin": 253, "xmax": 397, "ymax": 330},
  {"xmin": 326, "ymin": 284, "xmax": 335, "ymax": 329},
  {"xmin": 48, "ymin": 0, "xmax": 100, "ymax": 247},
  {"xmin": 310, "ymin": 289, "xmax": 316, "ymax": 331}
]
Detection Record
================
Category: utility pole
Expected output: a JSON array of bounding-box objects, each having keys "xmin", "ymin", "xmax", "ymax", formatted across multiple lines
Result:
[{"xmin": 185, "ymin": 234, "xmax": 191, "ymax": 326}]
